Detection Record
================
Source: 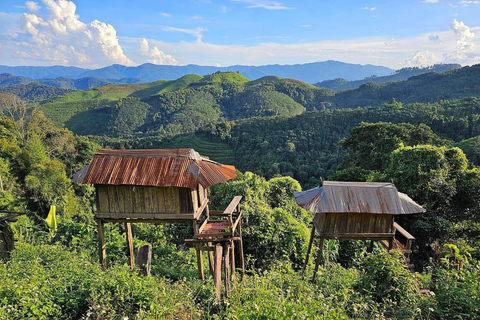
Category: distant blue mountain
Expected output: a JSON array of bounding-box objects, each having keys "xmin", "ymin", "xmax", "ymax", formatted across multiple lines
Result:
[{"xmin": 0, "ymin": 61, "xmax": 394, "ymax": 84}]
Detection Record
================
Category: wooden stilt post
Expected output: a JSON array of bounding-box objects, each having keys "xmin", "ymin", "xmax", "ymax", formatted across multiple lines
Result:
[
  {"xmin": 214, "ymin": 243, "xmax": 223, "ymax": 299},
  {"xmin": 303, "ymin": 225, "xmax": 316, "ymax": 277},
  {"xmin": 367, "ymin": 240, "xmax": 374, "ymax": 253},
  {"xmin": 238, "ymin": 220, "xmax": 245, "ymax": 281},
  {"xmin": 230, "ymin": 240, "xmax": 235, "ymax": 282},
  {"xmin": 312, "ymin": 237, "xmax": 324, "ymax": 283},
  {"xmin": 223, "ymin": 242, "xmax": 230, "ymax": 297},
  {"xmin": 97, "ymin": 219, "xmax": 107, "ymax": 270},
  {"xmin": 125, "ymin": 222, "xmax": 134, "ymax": 270},
  {"xmin": 388, "ymin": 237, "xmax": 394, "ymax": 251},
  {"xmin": 208, "ymin": 241, "xmax": 215, "ymax": 277},
  {"xmin": 193, "ymin": 220, "xmax": 205, "ymax": 280}
]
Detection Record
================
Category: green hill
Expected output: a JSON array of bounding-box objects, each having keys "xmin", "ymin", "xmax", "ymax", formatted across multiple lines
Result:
[
  {"xmin": 37, "ymin": 65, "xmax": 480, "ymax": 138},
  {"xmin": 0, "ymin": 82, "xmax": 74, "ymax": 102},
  {"xmin": 316, "ymin": 63, "xmax": 461, "ymax": 90}
]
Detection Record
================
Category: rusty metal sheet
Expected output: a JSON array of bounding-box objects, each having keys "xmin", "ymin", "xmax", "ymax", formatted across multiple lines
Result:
[
  {"xmin": 294, "ymin": 181, "xmax": 425, "ymax": 215},
  {"xmin": 75, "ymin": 149, "xmax": 236, "ymax": 189}
]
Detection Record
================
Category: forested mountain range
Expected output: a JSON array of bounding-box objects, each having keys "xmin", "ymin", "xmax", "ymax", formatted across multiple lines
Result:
[
  {"xmin": 35, "ymin": 63, "xmax": 480, "ymax": 139},
  {"xmin": 0, "ymin": 73, "xmax": 143, "ymax": 91},
  {"xmin": 0, "ymin": 60, "xmax": 393, "ymax": 83},
  {"xmin": 315, "ymin": 64, "xmax": 461, "ymax": 90}
]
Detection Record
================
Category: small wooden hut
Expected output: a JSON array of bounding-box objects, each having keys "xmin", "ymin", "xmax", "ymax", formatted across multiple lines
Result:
[
  {"xmin": 294, "ymin": 181, "xmax": 425, "ymax": 280},
  {"xmin": 73, "ymin": 148, "xmax": 244, "ymax": 291}
]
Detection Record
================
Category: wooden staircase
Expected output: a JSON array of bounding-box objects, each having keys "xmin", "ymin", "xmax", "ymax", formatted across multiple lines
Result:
[
  {"xmin": 185, "ymin": 196, "xmax": 245, "ymax": 299},
  {"xmin": 381, "ymin": 222, "xmax": 415, "ymax": 270}
]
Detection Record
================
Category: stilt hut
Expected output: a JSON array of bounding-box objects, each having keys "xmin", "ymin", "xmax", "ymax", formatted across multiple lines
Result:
[
  {"xmin": 73, "ymin": 148, "xmax": 244, "ymax": 290},
  {"xmin": 294, "ymin": 181, "xmax": 425, "ymax": 280}
]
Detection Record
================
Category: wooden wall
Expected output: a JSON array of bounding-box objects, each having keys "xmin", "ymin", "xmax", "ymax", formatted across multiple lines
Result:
[
  {"xmin": 96, "ymin": 185, "xmax": 195, "ymax": 215},
  {"xmin": 314, "ymin": 212, "xmax": 394, "ymax": 236}
]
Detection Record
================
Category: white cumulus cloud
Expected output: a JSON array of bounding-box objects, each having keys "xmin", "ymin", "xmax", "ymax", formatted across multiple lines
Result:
[
  {"xmin": 25, "ymin": 1, "xmax": 41, "ymax": 12},
  {"xmin": 405, "ymin": 50, "xmax": 441, "ymax": 65},
  {"xmin": 139, "ymin": 38, "xmax": 177, "ymax": 65},
  {"xmin": 448, "ymin": 19, "xmax": 475, "ymax": 60},
  {"xmin": 18, "ymin": 0, "xmax": 134, "ymax": 67}
]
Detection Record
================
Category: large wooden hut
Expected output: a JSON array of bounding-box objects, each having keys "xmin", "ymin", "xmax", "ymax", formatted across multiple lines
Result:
[
  {"xmin": 295, "ymin": 181, "xmax": 425, "ymax": 280},
  {"xmin": 73, "ymin": 148, "xmax": 243, "ymax": 288}
]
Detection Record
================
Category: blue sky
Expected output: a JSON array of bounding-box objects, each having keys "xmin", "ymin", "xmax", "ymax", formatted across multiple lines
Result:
[{"xmin": 0, "ymin": 0, "xmax": 479, "ymax": 69}]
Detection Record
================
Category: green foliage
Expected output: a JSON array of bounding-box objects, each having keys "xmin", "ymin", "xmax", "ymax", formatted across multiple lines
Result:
[
  {"xmin": 339, "ymin": 122, "xmax": 448, "ymax": 171},
  {"xmin": 0, "ymin": 243, "xmax": 204, "ymax": 319},
  {"xmin": 0, "ymin": 83, "xmax": 74, "ymax": 102},
  {"xmin": 210, "ymin": 172, "xmax": 310, "ymax": 269}
]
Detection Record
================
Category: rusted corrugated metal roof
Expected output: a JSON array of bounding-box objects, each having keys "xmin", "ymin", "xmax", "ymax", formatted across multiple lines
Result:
[
  {"xmin": 74, "ymin": 148, "xmax": 236, "ymax": 189},
  {"xmin": 294, "ymin": 181, "xmax": 425, "ymax": 214}
]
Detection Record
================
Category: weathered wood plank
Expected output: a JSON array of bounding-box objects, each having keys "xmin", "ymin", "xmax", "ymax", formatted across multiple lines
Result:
[
  {"xmin": 224, "ymin": 196, "xmax": 242, "ymax": 214},
  {"xmin": 96, "ymin": 212, "xmax": 195, "ymax": 220}
]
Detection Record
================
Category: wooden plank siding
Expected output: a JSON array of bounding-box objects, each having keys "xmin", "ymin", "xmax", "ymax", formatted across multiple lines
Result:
[
  {"xmin": 315, "ymin": 212, "xmax": 394, "ymax": 237},
  {"xmin": 95, "ymin": 185, "xmax": 195, "ymax": 219}
]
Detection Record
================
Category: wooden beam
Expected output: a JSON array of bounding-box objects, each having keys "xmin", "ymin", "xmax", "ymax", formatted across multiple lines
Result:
[
  {"xmin": 238, "ymin": 219, "xmax": 245, "ymax": 281},
  {"xmin": 224, "ymin": 242, "xmax": 230, "ymax": 297},
  {"xmin": 125, "ymin": 222, "xmax": 134, "ymax": 270},
  {"xmin": 214, "ymin": 243, "xmax": 223, "ymax": 299},
  {"xmin": 193, "ymin": 220, "xmax": 204, "ymax": 281},
  {"xmin": 223, "ymin": 196, "xmax": 242, "ymax": 214},
  {"xmin": 303, "ymin": 225, "xmax": 316, "ymax": 277},
  {"xmin": 230, "ymin": 240, "xmax": 235, "ymax": 282},
  {"xmin": 96, "ymin": 212, "xmax": 195, "ymax": 220},
  {"xmin": 97, "ymin": 219, "xmax": 106, "ymax": 270},
  {"xmin": 100, "ymin": 218, "xmax": 196, "ymax": 224},
  {"xmin": 230, "ymin": 211, "xmax": 243, "ymax": 233},
  {"xmin": 208, "ymin": 241, "xmax": 215, "ymax": 277},
  {"xmin": 393, "ymin": 222, "xmax": 415, "ymax": 240},
  {"xmin": 316, "ymin": 233, "xmax": 395, "ymax": 240},
  {"xmin": 185, "ymin": 237, "xmax": 242, "ymax": 243},
  {"xmin": 312, "ymin": 237, "xmax": 324, "ymax": 283},
  {"xmin": 194, "ymin": 199, "xmax": 209, "ymax": 220}
]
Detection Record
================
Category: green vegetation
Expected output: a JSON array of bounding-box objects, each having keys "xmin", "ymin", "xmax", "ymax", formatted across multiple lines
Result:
[
  {"xmin": 316, "ymin": 64, "xmax": 461, "ymax": 90},
  {"xmin": 3, "ymin": 66, "xmax": 480, "ymax": 319},
  {"xmin": 0, "ymin": 83, "xmax": 74, "ymax": 102}
]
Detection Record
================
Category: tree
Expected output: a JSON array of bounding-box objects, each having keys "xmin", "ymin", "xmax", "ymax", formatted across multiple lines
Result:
[{"xmin": 339, "ymin": 122, "xmax": 448, "ymax": 172}]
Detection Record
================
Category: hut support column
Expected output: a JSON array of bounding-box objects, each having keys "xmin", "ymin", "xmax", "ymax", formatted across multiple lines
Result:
[
  {"xmin": 208, "ymin": 241, "xmax": 215, "ymax": 277},
  {"xmin": 238, "ymin": 220, "xmax": 245, "ymax": 281},
  {"xmin": 303, "ymin": 225, "xmax": 316, "ymax": 277},
  {"xmin": 125, "ymin": 222, "xmax": 134, "ymax": 270},
  {"xmin": 223, "ymin": 242, "xmax": 230, "ymax": 297},
  {"xmin": 193, "ymin": 220, "xmax": 205, "ymax": 280},
  {"xmin": 214, "ymin": 243, "xmax": 223, "ymax": 299},
  {"xmin": 367, "ymin": 240, "xmax": 374, "ymax": 253},
  {"xmin": 312, "ymin": 237, "xmax": 324, "ymax": 283},
  {"xmin": 230, "ymin": 240, "xmax": 235, "ymax": 282},
  {"xmin": 97, "ymin": 219, "xmax": 106, "ymax": 270}
]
